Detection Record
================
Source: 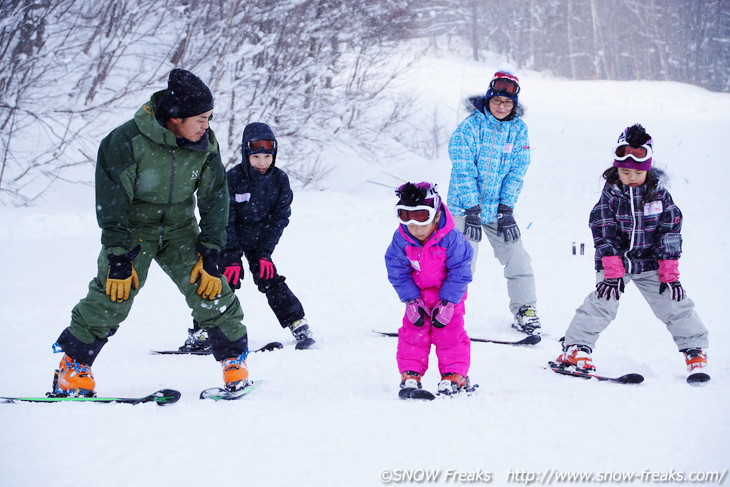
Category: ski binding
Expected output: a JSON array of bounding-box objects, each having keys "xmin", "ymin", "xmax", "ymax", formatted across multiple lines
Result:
[{"xmin": 200, "ymin": 380, "xmax": 262, "ymax": 401}]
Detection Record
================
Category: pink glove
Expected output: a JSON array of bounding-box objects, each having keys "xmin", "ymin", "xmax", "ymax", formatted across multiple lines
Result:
[
  {"xmin": 658, "ymin": 259, "xmax": 680, "ymax": 283},
  {"xmin": 259, "ymin": 258, "xmax": 275, "ymax": 280},
  {"xmin": 601, "ymin": 256, "xmax": 626, "ymax": 279},
  {"xmin": 222, "ymin": 263, "xmax": 242, "ymax": 289},
  {"xmin": 432, "ymin": 300, "xmax": 455, "ymax": 328},
  {"xmin": 405, "ymin": 298, "xmax": 430, "ymax": 327}
]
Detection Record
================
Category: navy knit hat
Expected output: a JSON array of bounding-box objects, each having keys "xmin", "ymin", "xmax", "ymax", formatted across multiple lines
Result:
[
  {"xmin": 157, "ymin": 68, "xmax": 214, "ymax": 119},
  {"xmin": 485, "ymin": 67, "xmax": 520, "ymax": 104}
]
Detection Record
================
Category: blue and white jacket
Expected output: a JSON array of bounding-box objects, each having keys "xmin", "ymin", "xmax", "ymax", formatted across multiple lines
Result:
[{"xmin": 447, "ymin": 102, "xmax": 531, "ymax": 224}]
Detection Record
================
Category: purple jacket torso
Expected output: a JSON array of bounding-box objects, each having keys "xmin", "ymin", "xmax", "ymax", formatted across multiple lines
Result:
[
  {"xmin": 590, "ymin": 175, "xmax": 682, "ymax": 275},
  {"xmin": 385, "ymin": 204, "xmax": 473, "ymax": 307}
]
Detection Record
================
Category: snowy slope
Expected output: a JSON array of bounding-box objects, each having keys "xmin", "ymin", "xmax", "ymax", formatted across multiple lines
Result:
[{"xmin": 1, "ymin": 49, "xmax": 729, "ymax": 487}]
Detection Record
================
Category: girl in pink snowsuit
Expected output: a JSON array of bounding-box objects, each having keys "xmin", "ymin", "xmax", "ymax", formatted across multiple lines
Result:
[{"xmin": 385, "ymin": 182, "xmax": 474, "ymax": 396}]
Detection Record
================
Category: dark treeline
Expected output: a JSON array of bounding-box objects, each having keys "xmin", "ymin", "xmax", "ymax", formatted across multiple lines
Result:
[
  {"xmin": 413, "ymin": 0, "xmax": 729, "ymax": 93},
  {"xmin": 0, "ymin": 0, "xmax": 727, "ymax": 204}
]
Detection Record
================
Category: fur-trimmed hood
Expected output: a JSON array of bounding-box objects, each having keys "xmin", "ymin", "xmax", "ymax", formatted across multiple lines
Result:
[{"xmin": 465, "ymin": 94, "xmax": 525, "ymax": 121}]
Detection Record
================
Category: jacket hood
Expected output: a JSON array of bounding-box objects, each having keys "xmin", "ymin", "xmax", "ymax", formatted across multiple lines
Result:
[
  {"xmin": 465, "ymin": 94, "xmax": 525, "ymax": 121},
  {"xmin": 241, "ymin": 122, "xmax": 277, "ymax": 172}
]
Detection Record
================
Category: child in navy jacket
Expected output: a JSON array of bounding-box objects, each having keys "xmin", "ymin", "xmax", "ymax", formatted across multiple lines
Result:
[{"xmin": 180, "ymin": 122, "xmax": 315, "ymax": 351}]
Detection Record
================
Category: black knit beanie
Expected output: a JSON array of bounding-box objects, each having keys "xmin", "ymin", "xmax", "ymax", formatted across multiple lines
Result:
[{"xmin": 157, "ymin": 68, "xmax": 214, "ymax": 119}]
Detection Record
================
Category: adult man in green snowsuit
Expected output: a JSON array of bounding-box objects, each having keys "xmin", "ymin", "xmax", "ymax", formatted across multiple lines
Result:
[{"xmin": 51, "ymin": 69, "xmax": 250, "ymax": 396}]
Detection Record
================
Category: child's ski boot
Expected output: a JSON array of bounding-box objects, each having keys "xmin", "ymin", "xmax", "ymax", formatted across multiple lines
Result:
[
  {"xmin": 555, "ymin": 344, "xmax": 596, "ymax": 373},
  {"xmin": 437, "ymin": 373, "xmax": 477, "ymax": 396},
  {"xmin": 683, "ymin": 348, "xmax": 710, "ymax": 385},
  {"xmin": 398, "ymin": 371, "xmax": 434, "ymax": 400},
  {"xmin": 290, "ymin": 319, "xmax": 316, "ymax": 350}
]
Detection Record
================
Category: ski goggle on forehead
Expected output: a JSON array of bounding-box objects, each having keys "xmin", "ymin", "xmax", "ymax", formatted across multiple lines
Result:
[
  {"xmin": 395, "ymin": 205, "xmax": 437, "ymax": 226},
  {"xmin": 246, "ymin": 140, "xmax": 276, "ymax": 152},
  {"xmin": 490, "ymin": 78, "xmax": 520, "ymax": 95},
  {"xmin": 614, "ymin": 143, "xmax": 652, "ymax": 162}
]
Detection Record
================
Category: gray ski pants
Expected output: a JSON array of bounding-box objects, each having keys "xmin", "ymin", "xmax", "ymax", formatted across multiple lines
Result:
[
  {"xmin": 564, "ymin": 270, "xmax": 709, "ymax": 351},
  {"xmin": 453, "ymin": 215, "xmax": 537, "ymax": 315}
]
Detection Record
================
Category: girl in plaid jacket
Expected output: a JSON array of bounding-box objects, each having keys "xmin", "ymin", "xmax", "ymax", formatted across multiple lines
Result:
[{"xmin": 555, "ymin": 124, "xmax": 710, "ymax": 384}]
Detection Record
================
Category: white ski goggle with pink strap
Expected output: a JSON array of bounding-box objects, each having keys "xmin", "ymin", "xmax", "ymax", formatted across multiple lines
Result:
[{"xmin": 395, "ymin": 205, "xmax": 437, "ymax": 226}]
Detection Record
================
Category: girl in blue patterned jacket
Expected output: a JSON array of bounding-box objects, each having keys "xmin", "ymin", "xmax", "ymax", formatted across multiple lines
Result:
[
  {"xmin": 447, "ymin": 66, "xmax": 540, "ymax": 335},
  {"xmin": 555, "ymin": 124, "xmax": 710, "ymax": 384}
]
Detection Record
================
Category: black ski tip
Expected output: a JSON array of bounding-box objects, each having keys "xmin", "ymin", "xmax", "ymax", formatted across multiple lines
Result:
[
  {"xmin": 617, "ymin": 374, "xmax": 645, "ymax": 384},
  {"xmin": 519, "ymin": 334, "xmax": 542, "ymax": 345},
  {"xmin": 372, "ymin": 330, "xmax": 398, "ymax": 338},
  {"xmin": 153, "ymin": 389, "xmax": 181, "ymax": 406},
  {"xmin": 398, "ymin": 387, "xmax": 435, "ymax": 401},
  {"xmin": 256, "ymin": 341, "xmax": 284, "ymax": 353},
  {"xmin": 687, "ymin": 372, "xmax": 711, "ymax": 386}
]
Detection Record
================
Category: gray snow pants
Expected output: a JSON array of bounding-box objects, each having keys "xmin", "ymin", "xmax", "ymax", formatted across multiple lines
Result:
[
  {"xmin": 453, "ymin": 215, "xmax": 537, "ymax": 315},
  {"xmin": 564, "ymin": 270, "xmax": 709, "ymax": 351}
]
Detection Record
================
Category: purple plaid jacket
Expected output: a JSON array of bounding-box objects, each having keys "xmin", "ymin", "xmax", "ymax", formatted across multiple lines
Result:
[{"xmin": 590, "ymin": 173, "xmax": 683, "ymax": 275}]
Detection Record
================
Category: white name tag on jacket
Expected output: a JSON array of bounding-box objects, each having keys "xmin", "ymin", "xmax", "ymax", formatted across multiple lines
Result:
[
  {"xmin": 235, "ymin": 193, "xmax": 251, "ymax": 203},
  {"xmin": 644, "ymin": 201, "xmax": 663, "ymax": 216}
]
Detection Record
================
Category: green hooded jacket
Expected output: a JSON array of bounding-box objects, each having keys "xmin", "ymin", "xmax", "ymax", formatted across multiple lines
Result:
[{"xmin": 94, "ymin": 91, "xmax": 228, "ymax": 252}]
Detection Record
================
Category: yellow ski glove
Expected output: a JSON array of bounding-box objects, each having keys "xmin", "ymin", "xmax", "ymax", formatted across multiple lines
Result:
[
  {"xmin": 190, "ymin": 244, "xmax": 222, "ymax": 300},
  {"xmin": 105, "ymin": 245, "xmax": 141, "ymax": 302}
]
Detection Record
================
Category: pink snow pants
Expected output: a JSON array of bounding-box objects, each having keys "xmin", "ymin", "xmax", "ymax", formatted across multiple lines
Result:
[{"xmin": 396, "ymin": 291, "xmax": 470, "ymax": 377}]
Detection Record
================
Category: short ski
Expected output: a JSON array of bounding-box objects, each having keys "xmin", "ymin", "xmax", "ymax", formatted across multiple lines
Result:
[
  {"xmin": 547, "ymin": 361, "xmax": 644, "ymax": 384},
  {"xmin": 471, "ymin": 335, "xmax": 541, "ymax": 346},
  {"xmin": 687, "ymin": 372, "xmax": 710, "ymax": 386},
  {"xmin": 151, "ymin": 341, "xmax": 283, "ymax": 356},
  {"xmin": 399, "ymin": 387, "xmax": 436, "ymax": 401},
  {"xmin": 200, "ymin": 380, "xmax": 262, "ymax": 401},
  {"xmin": 373, "ymin": 330, "xmax": 540, "ymax": 346},
  {"xmin": 1, "ymin": 388, "xmax": 181, "ymax": 406}
]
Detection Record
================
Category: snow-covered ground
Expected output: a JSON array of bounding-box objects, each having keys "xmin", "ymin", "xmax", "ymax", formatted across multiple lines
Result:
[{"xmin": 1, "ymin": 49, "xmax": 729, "ymax": 487}]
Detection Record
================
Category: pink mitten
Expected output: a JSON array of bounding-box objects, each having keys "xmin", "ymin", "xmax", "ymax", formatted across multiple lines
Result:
[
  {"xmin": 432, "ymin": 300, "xmax": 455, "ymax": 328},
  {"xmin": 405, "ymin": 298, "xmax": 430, "ymax": 327}
]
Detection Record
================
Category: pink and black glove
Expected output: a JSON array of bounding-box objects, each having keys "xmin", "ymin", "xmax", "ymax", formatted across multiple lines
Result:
[
  {"xmin": 405, "ymin": 298, "xmax": 430, "ymax": 327},
  {"xmin": 259, "ymin": 257, "xmax": 276, "ymax": 280},
  {"xmin": 658, "ymin": 259, "xmax": 685, "ymax": 301},
  {"xmin": 222, "ymin": 263, "xmax": 243, "ymax": 289},
  {"xmin": 432, "ymin": 300, "xmax": 455, "ymax": 328}
]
